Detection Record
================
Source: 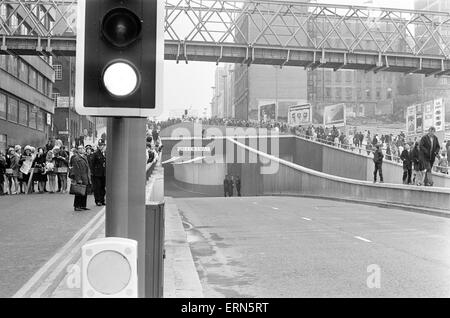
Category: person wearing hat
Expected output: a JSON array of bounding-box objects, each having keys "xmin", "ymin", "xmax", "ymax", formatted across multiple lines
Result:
[
  {"xmin": 18, "ymin": 146, "xmax": 33, "ymax": 193},
  {"xmin": 372, "ymin": 143, "xmax": 384, "ymax": 183},
  {"xmin": 91, "ymin": 141, "xmax": 106, "ymax": 206},
  {"xmin": 69, "ymin": 146, "xmax": 91, "ymax": 211},
  {"xmin": 54, "ymin": 146, "xmax": 69, "ymax": 193}
]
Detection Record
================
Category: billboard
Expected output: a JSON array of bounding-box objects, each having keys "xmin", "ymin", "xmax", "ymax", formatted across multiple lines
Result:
[
  {"xmin": 434, "ymin": 98, "xmax": 445, "ymax": 132},
  {"xmin": 406, "ymin": 98, "xmax": 446, "ymax": 136},
  {"xmin": 288, "ymin": 104, "xmax": 312, "ymax": 126},
  {"xmin": 406, "ymin": 105, "xmax": 416, "ymax": 135},
  {"xmin": 323, "ymin": 103, "xmax": 346, "ymax": 127},
  {"xmin": 258, "ymin": 101, "xmax": 276, "ymax": 123}
]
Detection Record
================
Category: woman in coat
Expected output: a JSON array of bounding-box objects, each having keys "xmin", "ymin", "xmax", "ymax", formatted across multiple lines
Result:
[
  {"xmin": 32, "ymin": 147, "xmax": 47, "ymax": 193},
  {"xmin": 69, "ymin": 147, "xmax": 91, "ymax": 211},
  {"xmin": 45, "ymin": 149, "xmax": 56, "ymax": 193},
  {"xmin": 18, "ymin": 146, "xmax": 33, "ymax": 194},
  {"xmin": 53, "ymin": 146, "xmax": 69, "ymax": 193}
]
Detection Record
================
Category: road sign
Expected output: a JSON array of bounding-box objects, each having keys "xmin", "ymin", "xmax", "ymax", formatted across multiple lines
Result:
[{"xmin": 75, "ymin": 0, "xmax": 164, "ymax": 117}]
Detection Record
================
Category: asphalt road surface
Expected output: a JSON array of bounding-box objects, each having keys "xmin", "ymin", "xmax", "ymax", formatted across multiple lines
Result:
[
  {"xmin": 174, "ymin": 196, "xmax": 450, "ymax": 297},
  {"xmin": 0, "ymin": 193, "xmax": 102, "ymax": 297}
]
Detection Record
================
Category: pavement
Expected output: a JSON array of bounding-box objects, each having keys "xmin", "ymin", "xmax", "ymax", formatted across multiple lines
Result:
[
  {"xmin": 48, "ymin": 197, "xmax": 203, "ymax": 298},
  {"xmin": 176, "ymin": 196, "xmax": 450, "ymax": 297},
  {"xmin": 0, "ymin": 192, "xmax": 103, "ymax": 298}
]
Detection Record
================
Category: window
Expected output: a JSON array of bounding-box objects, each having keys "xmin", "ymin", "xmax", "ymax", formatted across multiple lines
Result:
[
  {"xmin": 335, "ymin": 87, "xmax": 342, "ymax": 99},
  {"xmin": 345, "ymin": 71, "xmax": 352, "ymax": 82},
  {"xmin": 325, "ymin": 87, "xmax": 331, "ymax": 98},
  {"xmin": 18, "ymin": 59, "xmax": 28, "ymax": 83},
  {"xmin": 376, "ymin": 89, "xmax": 381, "ymax": 99},
  {"xmin": 366, "ymin": 89, "xmax": 371, "ymax": 99},
  {"xmin": 0, "ymin": 93, "xmax": 6, "ymax": 119},
  {"xmin": 18, "ymin": 102, "xmax": 28, "ymax": 126},
  {"xmin": 37, "ymin": 74, "xmax": 44, "ymax": 93},
  {"xmin": 7, "ymin": 55, "xmax": 18, "ymax": 76},
  {"xmin": 345, "ymin": 87, "xmax": 352, "ymax": 100},
  {"xmin": 0, "ymin": 134, "xmax": 6, "ymax": 154},
  {"xmin": 37, "ymin": 110, "xmax": 44, "ymax": 131},
  {"xmin": 54, "ymin": 64, "xmax": 62, "ymax": 80},
  {"xmin": 8, "ymin": 97, "xmax": 18, "ymax": 123},
  {"xmin": 29, "ymin": 107, "xmax": 37, "ymax": 129},
  {"xmin": 387, "ymin": 88, "xmax": 392, "ymax": 99},
  {"xmin": 47, "ymin": 81, "xmax": 53, "ymax": 98},
  {"xmin": 335, "ymin": 72, "xmax": 342, "ymax": 82},
  {"xmin": 0, "ymin": 55, "xmax": 6, "ymax": 70},
  {"xmin": 29, "ymin": 68, "xmax": 37, "ymax": 88}
]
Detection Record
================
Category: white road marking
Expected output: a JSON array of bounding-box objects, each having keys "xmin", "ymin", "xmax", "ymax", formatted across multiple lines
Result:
[
  {"xmin": 12, "ymin": 208, "xmax": 105, "ymax": 298},
  {"xmin": 272, "ymin": 207, "xmax": 279, "ymax": 210},
  {"xmin": 354, "ymin": 236, "xmax": 372, "ymax": 243},
  {"xmin": 302, "ymin": 217, "xmax": 312, "ymax": 221}
]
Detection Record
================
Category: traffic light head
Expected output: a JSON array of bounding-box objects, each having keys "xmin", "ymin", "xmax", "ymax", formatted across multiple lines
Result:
[{"xmin": 76, "ymin": 0, "xmax": 164, "ymax": 117}]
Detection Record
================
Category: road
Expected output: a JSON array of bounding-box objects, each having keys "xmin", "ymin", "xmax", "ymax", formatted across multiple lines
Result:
[
  {"xmin": 0, "ymin": 193, "xmax": 102, "ymax": 297},
  {"xmin": 174, "ymin": 196, "xmax": 450, "ymax": 297}
]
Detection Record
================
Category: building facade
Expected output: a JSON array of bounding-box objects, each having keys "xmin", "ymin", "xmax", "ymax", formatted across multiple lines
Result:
[{"xmin": 0, "ymin": 54, "xmax": 55, "ymax": 153}]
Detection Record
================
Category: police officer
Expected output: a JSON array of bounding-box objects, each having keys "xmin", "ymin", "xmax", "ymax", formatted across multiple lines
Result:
[{"xmin": 91, "ymin": 141, "xmax": 106, "ymax": 206}]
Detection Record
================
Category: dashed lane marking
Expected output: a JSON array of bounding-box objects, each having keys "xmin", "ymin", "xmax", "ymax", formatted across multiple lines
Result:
[
  {"xmin": 302, "ymin": 217, "xmax": 312, "ymax": 221},
  {"xmin": 354, "ymin": 236, "xmax": 372, "ymax": 243}
]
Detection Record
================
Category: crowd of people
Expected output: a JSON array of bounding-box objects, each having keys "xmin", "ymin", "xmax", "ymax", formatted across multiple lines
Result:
[
  {"xmin": 152, "ymin": 115, "xmax": 450, "ymax": 187},
  {"xmin": 223, "ymin": 174, "xmax": 241, "ymax": 197},
  {"xmin": 0, "ymin": 138, "xmax": 107, "ymax": 211}
]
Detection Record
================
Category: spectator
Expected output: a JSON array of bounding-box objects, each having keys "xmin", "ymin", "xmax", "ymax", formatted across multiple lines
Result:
[
  {"xmin": 437, "ymin": 152, "xmax": 448, "ymax": 174},
  {"xmin": 32, "ymin": 147, "xmax": 47, "ymax": 193},
  {"xmin": 419, "ymin": 126, "xmax": 440, "ymax": 187},
  {"xmin": 411, "ymin": 142, "xmax": 424, "ymax": 186},
  {"xmin": 69, "ymin": 146, "xmax": 91, "ymax": 212},
  {"xmin": 400, "ymin": 143, "xmax": 412, "ymax": 184},
  {"xmin": 45, "ymin": 149, "xmax": 56, "ymax": 193},
  {"xmin": 235, "ymin": 175, "xmax": 241, "ymax": 197},
  {"xmin": 373, "ymin": 144, "xmax": 384, "ymax": 183},
  {"xmin": 0, "ymin": 151, "xmax": 6, "ymax": 195},
  {"xmin": 91, "ymin": 141, "xmax": 106, "ymax": 206}
]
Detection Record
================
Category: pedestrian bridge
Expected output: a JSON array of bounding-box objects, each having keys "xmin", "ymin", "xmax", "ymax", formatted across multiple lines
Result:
[
  {"xmin": 160, "ymin": 133, "xmax": 450, "ymax": 214},
  {"xmin": 1, "ymin": 0, "xmax": 450, "ymax": 75}
]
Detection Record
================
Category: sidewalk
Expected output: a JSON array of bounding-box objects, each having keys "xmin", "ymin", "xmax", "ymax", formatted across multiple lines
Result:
[{"xmin": 49, "ymin": 196, "xmax": 203, "ymax": 298}]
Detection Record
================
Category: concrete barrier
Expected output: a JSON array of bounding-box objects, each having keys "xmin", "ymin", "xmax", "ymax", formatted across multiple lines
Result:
[{"xmin": 226, "ymin": 138, "xmax": 450, "ymax": 213}]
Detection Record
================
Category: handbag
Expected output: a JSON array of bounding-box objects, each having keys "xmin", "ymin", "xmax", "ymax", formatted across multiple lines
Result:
[
  {"xmin": 57, "ymin": 167, "xmax": 68, "ymax": 173},
  {"xmin": 69, "ymin": 183, "xmax": 87, "ymax": 196}
]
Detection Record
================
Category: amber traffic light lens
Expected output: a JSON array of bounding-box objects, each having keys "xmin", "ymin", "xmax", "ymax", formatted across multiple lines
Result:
[{"xmin": 102, "ymin": 8, "xmax": 142, "ymax": 48}]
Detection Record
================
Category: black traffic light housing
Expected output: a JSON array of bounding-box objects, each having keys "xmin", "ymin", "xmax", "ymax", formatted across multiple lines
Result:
[{"xmin": 76, "ymin": 0, "xmax": 164, "ymax": 117}]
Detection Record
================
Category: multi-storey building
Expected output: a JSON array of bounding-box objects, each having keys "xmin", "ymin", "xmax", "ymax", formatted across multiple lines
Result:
[
  {"xmin": 211, "ymin": 65, "xmax": 234, "ymax": 118},
  {"xmin": 232, "ymin": 1, "xmax": 309, "ymax": 121},
  {"xmin": 307, "ymin": 17, "xmax": 400, "ymax": 120},
  {"xmin": 413, "ymin": 0, "xmax": 450, "ymax": 122},
  {"xmin": 0, "ymin": 4, "xmax": 55, "ymax": 153}
]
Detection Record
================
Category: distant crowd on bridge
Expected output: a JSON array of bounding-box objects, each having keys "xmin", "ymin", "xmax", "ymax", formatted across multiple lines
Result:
[{"xmin": 150, "ymin": 115, "xmax": 449, "ymax": 187}]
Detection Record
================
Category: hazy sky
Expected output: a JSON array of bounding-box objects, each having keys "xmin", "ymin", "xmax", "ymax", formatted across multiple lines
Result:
[{"xmin": 160, "ymin": 0, "xmax": 415, "ymax": 120}]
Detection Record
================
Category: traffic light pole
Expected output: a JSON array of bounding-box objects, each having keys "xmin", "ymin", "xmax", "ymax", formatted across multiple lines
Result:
[{"xmin": 106, "ymin": 117, "xmax": 147, "ymax": 297}]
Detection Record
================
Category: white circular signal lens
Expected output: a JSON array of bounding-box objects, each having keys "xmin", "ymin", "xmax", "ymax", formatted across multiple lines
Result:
[{"xmin": 103, "ymin": 62, "xmax": 139, "ymax": 97}]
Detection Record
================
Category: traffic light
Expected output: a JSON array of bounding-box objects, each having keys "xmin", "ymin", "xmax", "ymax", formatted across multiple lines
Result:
[{"xmin": 75, "ymin": 0, "xmax": 164, "ymax": 117}]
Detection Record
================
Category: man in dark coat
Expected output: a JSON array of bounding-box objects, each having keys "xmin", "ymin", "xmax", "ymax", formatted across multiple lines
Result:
[
  {"xmin": 70, "ymin": 146, "xmax": 91, "ymax": 211},
  {"xmin": 91, "ymin": 141, "xmax": 106, "ymax": 206},
  {"xmin": 227, "ymin": 175, "xmax": 234, "ymax": 197},
  {"xmin": 419, "ymin": 126, "xmax": 441, "ymax": 186},
  {"xmin": 234, "ymin": 175, "xmax": 241, "ymax": 197},
  {"xmin": 400, "ymin": 143, "xmax": 413, "ymax": 184},
  {"xmin": 373, "ymin": 144, "xmax": 384, "ymax": 183},
  {"xmin": 223, "ymin": 175, "xmax": 229, "ymax": 197}
]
